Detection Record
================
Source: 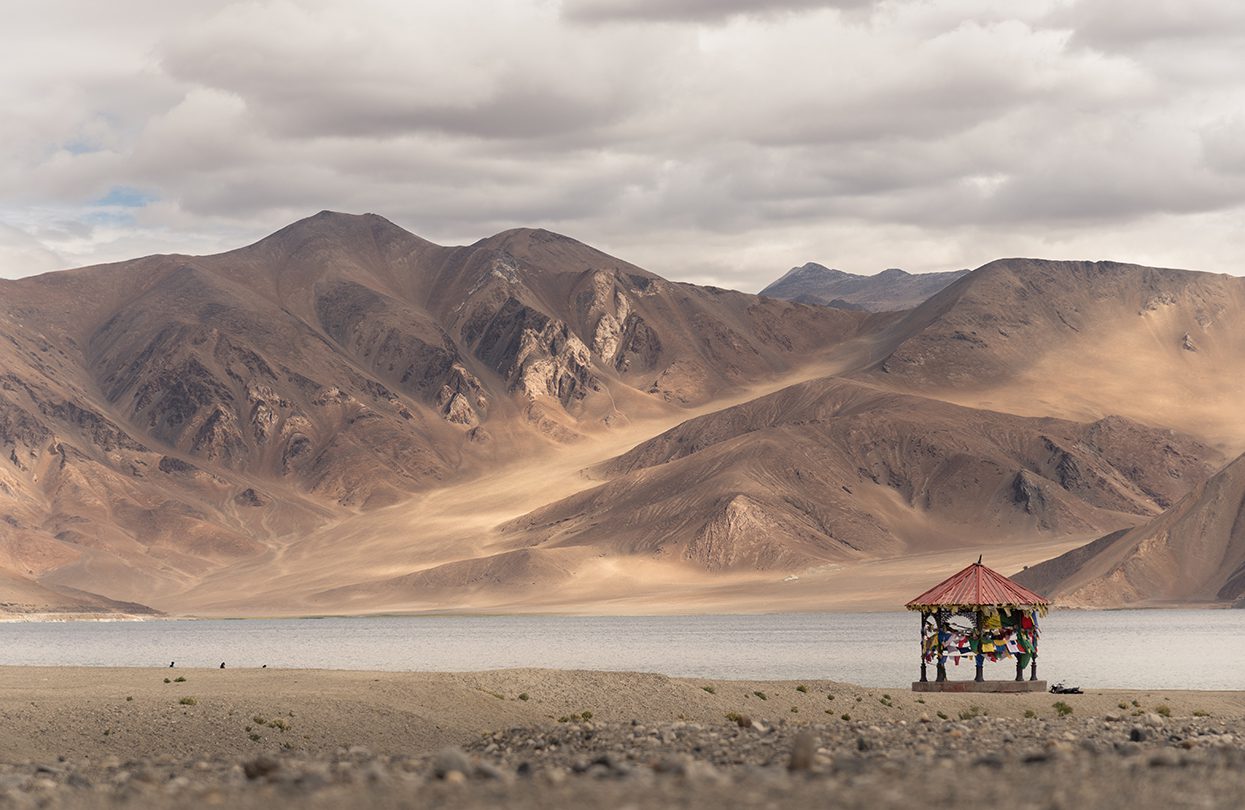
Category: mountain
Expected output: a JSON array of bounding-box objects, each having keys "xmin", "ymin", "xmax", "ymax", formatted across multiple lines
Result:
[
  {"xmin": 0, "ymin": 212, "xmax": 870, "ymax": 613},
  {"xmin": 496, "ymin": 378, "xmax": 1215, "ymax": 572},
  {"xmin": 860, "ymin": 258, "xmax": 1245, "ymax": 449},
  {"xmin": 760, "ymin": 263, "xmax": 969, "ymax": 311},
  {"xmin": 2, "ymin": 218, "xmax": 1242, "ymax": 615},
  {"xmin": 1014, "ymin": 453, "xmax": 1245, "ymax": 607}
]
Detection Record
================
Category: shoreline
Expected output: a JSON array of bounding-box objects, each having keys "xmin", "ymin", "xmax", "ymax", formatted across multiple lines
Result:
[
  {"xmin": 1, "ymin": 663, "xmax": 1243, "ymax": 694},
  {"xmin": 2, "ymin": 602, "xmax": 1235, "ymax": 623}
]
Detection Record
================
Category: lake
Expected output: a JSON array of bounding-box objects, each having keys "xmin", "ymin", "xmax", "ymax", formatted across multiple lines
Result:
[{"xmin": 1, "ymin": 610, "xmax": 1240, "ymax": 689}]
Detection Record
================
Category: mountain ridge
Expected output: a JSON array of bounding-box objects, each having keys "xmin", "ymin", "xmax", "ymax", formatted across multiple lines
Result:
[
  {"xmin": 761, "ymin": 262, "xmax": 969, "ymax": 311},
  {"xmin": 2, "ymin": 213, "xmax": 1242, "ymax": 615}
]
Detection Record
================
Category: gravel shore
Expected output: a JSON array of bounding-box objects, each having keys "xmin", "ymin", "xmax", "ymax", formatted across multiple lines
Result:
[{"xmin": 2, "ymin": 667, "xmax": 1242, "ymax": 808}]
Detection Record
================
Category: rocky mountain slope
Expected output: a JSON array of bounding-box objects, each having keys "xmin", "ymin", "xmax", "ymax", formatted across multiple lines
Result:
[
  {"xmin": 760, "ymin": 263, "xmax": 968, "ymax": 311},
  {"xmin": 496, "ymin": 378, "xmax": 1215, "ymax": 572},
  {"xmin": 1014, "ymin": 453, "xmax": 1245, "ymax": 607},
  {"xmin": 0, "ymin": 212, "xmax": 869, "ymax": 613},
  {"xmin": 1, "ymin": 217, "xmax": 1242, "ymax": 614},
  {"xmin": 861, "ymin": 258, "xmax": 1245, "ymax": 449}
]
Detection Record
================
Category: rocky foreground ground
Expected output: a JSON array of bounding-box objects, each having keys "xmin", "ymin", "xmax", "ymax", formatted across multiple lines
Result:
[
  {"xmin": 4, "ymin": 714, "xmax": 1245, "ymax": 809},
  {"xmin": 1, "ymin": 668, "xmax": 1243, "ymax": 808}
]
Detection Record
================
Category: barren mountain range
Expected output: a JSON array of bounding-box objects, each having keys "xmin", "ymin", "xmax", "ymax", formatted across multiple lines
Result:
[
  {"xmin": 2, "ymin": 212, "xmax": 1243, "ymax": 616},
  {"xmin": 760, "ymin": 263, "xmax": 969, "ymax": 311}
]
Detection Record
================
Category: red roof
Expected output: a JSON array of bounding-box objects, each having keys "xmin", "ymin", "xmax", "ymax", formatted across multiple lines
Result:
[{"xmin": 905, "ymin": 561, "xmax": 1049, "ymax": 612}]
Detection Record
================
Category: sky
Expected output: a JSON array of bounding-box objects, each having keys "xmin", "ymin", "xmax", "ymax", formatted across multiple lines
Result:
[{"xmin": 2, "ymin": 0, "xmax": 1244, "ymax": 290}]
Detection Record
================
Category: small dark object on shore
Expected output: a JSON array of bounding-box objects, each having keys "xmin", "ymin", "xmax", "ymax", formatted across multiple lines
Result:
[
  {"xmin": 1051, "ymin": 682, "xmax": 1083, "ymax": 695},
  {"xmin": 220, "ymin": 662, "xmax": 226, "ymax": 669},
  {"xmin": 169, "ymin": 662, "xmax": 174, "ymax": 668}
]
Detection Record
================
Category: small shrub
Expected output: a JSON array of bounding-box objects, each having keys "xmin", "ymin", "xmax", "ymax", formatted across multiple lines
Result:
[
  {"xmin": 826, "ymin": 694, "xmax": 835, "ymax": 701},
  {"xmin": 855, "ymin": 696, "xmax": 862, "ymax": 703},
  {"xmin": 840, "ymin": 713, "xmax": 851, "ymax": 721},
  {"xmin": 252, "ymin": 716, "xmax": 267, "ymax": 725},
  {"xmin": 580, "ymin": 711, "xmax": 593, "ymax": 720},
  {"xmin": 879, "ymin": 696, "xmax": 893, "ymax": 707},
  {"xmin": 958, "ymin": 705, "xmax": 985, "ymax": 720},
  {"xmin": 1118, "ymin": 702, "xmax": 1128, "ymax": 710},
  {"xmin": 557, "ymin": 716, "xmax": 571, "ymax": 723},
  {"xmin": 795, "ymin": 685, "xmax": 808, "ymax": 693},
  {"xmin": 1131, "ymin": 700, "xmax": 1140, "ymax": 707},
  {"xmin": 179, "ymin": 696, "xmax": 198, "ymax": 706},
  {"xmin": 126, "ymin": 696, "xmax": 133, "ymax": 702},
  {"xmin": 103, "ymin": 728, "xmax": 111, "ymax": 736},
  {"xmin": 518, "ymin": 693, "xmax": 530, "ymax": 701},
  {"xmin": 1156, "ymin": 705, "xmax": 1171, "ymax": 718},
  {"xmin": 915, "ymin": 698, "xmax": 925, "ymax": 704},
  {"xmin": 1053, "ymin": 701, "xmax": 1073, "ymax": 716},
  {"xmin": 936, "ymin": 711, "xmax": 948, "ymax": 720},
  {"xmin": 790, "ymin": 706, "xmax": 798, "ymax": 713},
  {"xmin": 173, "ymin": 676, "xmax": 186, "ymax": 683},
  {"xmin": 249, "ymin": 733, "xmax": 261, "ymax": 742},
  {"xmin": 1024, "ymin": 709, "xmax": 1037, "ymax": 719},
  {"xmin": 1193, "ymin": 710, "xmax": 1210, "ymax": 717},
  {"xmin": 725, "ymin": 712, "xmax": 743, "ymax": 723},
  {"xmin": 701, "ymin": 686, "xmax": 715, "ymax": 694},
  {"xmin": 245, "ymin": 726, "xmax": 252, "ymax": 732},
  {"xmin": 753, "ymin": 691, "xmax": 768, "ymax": 701},
  {"xmin": 268, "ymin": 718, "xmax": 289, "ymax": 731},
  {"xmin": 163, "ymin": 678, "xmax": 170, "ymax": 684}
]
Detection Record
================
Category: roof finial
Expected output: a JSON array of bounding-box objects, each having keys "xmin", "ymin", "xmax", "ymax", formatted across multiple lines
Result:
[{"xmin": 976, "ymin": 554, "xmax": 983, "ymax": 565}]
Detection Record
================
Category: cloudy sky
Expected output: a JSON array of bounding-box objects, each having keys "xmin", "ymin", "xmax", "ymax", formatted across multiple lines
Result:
[{"xmin": 3, "ymin": 0, "xmax": 1244, "ymax": 289}]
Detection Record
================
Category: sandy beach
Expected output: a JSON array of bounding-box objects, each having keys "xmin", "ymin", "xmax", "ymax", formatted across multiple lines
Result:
[{"xmin": 1, "ymin": 666, "xmax": 1243, "ymax": 808}]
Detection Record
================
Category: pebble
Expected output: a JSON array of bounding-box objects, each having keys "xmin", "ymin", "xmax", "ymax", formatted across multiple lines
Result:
[
  {"xmin": 433, "ymin": 748, "xmax": 473, "ymax": 780},
  {"xmin": 788, "ymin": 732, "xmax": 818, "ymax": 772}
]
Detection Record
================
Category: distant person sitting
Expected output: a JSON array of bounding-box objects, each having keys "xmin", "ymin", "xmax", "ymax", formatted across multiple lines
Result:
[
  {"xmin": 169, "ymin": 662, "xmax": 175, "ymax": 668},
  {"xmin": 219, "ymin": 662, "xmax": 226, "ymax": 669}
]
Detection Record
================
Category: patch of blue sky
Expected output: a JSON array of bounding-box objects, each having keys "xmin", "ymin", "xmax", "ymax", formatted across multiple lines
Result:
[
  {"xmin": 62, "ymin": 139, "xmax": 99, "ymax": 155},
  {"xmin": 85, "ymin": 187, "xmax": 158, "ymax": 227},
  {"xmin": 95, "ymin": 186, "xmax": 156, "ymax": 208}
]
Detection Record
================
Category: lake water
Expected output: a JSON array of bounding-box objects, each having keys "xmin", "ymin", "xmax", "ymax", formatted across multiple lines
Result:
[{"xmin": 1, "ymin": 610, "xmax": 1241, "ymax": 689}]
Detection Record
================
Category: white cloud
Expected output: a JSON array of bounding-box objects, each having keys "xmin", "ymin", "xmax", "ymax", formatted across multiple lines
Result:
[
  {"xmin": 3, "ymin": 0, "xmax": 1245, "ymax": 287},
  {"xmin": 0, "ymin": 224, "xmax": 65, "ymax": 279}
]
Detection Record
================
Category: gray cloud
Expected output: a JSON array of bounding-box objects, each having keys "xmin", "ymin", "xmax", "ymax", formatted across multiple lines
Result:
[
  {"xmin": 1055, "ymin": 0, "xmax": 1245, "ymax": 49},
  {"xmin": 561, "ymin": 0, "xmax": 869, "ymax": 23},
  {"xmin": 3, "ymin": 0, "xmax": 1245, "ymax": 288}
]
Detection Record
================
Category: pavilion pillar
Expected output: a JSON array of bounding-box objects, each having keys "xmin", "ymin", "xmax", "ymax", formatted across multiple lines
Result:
[
  {"xmin": 974, "ymin": 609, "xmax": 984, "ymax": 682},
  {"xmin": 1015, "ymin": 657, "xmax": 1024, "ymax": 681},
  {"xmin": 1030, "ymin": 651, "xmax": 1038, "ymax": 681},
  {"xmin": 919, "ymin": 611, "xmax": 928, "ymax": 682},
  {"xmin": 934, "ymin": 610, "xmax": 947, "ymax": 682}
]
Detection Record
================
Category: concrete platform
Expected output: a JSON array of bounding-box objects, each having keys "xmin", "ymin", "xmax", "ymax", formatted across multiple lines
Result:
[{"xmin": 912, "ymin": 680, "xmax": 1047, "ymax": 693}]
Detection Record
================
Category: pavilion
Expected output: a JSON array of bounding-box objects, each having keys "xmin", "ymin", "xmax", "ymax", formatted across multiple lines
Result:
[{"xmin": 906, "ymin": 558, "xmax": 1050, "ymax": 693}]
